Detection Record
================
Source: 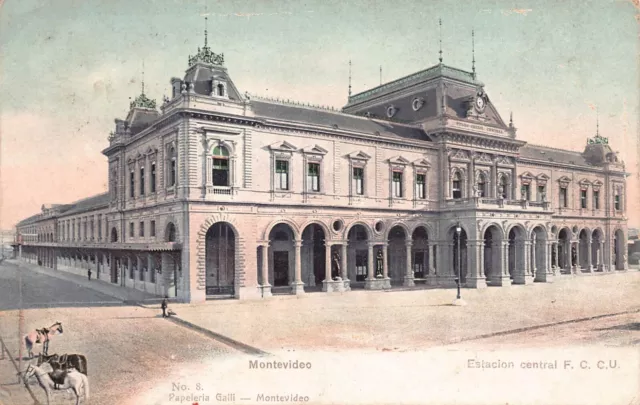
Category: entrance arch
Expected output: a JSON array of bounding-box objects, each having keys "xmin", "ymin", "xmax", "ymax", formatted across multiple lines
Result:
[
  {"xmin": 483, "ymin": 225, "xmax": 503, "ymax": 284},
  {"xmin": 592, "ymin": 228, "xmax": 604, "ymax": 271},
  {"xmin": 614, "ymin": 229, "xmax": 625, "ymax": 270},
  {"xmin": 578, "ymin": 229, "xmax": 590, "ymax": 272},
  {"xmin": 347, "ymin": 224, "xmax": 370, "ymax": 284},
  {"xmin": 269, "ymin": 223, "xmax": 296, "ymax": 288},
  {"xmin": 411, "ymin": 226, "xmax": 430, "ymax": 278},
  {"xmin": 387, "ymin": 225, "xmax": 407, "ymax": 284},
  {"xmin": 508, "ymin": 226, "xmax": 527, "ymax": 282},
  {"xmin": 301, "ymin": 223, "xmax": 327, "ymax": 289},
  {"xmin": 557, "ymin": 228, "xmax": 572, "ymax": 274},
  {"xmin": 205, "ymin": 222, "xmax": 236, "ymax": 296},
  {"xmin": 531, "ymin": 226, "xmax": 547, "ymax": 281}
]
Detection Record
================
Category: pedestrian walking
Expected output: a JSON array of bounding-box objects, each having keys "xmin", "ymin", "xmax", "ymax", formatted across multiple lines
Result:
[
  {"xmin": 87, "ymin": 269, "xmax": 92, "ymax": 281},
  {"xmin": 161, "ymin": 296, "xmax": 168, "ymax": 318}
]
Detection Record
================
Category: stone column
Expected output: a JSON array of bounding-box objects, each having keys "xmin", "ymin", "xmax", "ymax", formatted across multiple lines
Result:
[
  {"xmin": 497, "ymin": 240, "xmax": 512, "ymax": 286},
  {"xmin": 586, "ymin": 237, "xmax": 593, "ymax": 273},
  {"xmin": 426, "ymin": 241, "xmax": 437, "ymax": 285},
  {"xmin": 382, "ymin": 244, "xmax": 389, "ymax": 279},
  {"xmin": 340, "ymin": 243, "xmax": 348, "ymax": 280},
  {"xmin": 573, "ymin": 241, "xmax": 581, "ymax": 274},
  {"xmin": 403, "ymin": 240, "xmax": 414, "ymax": 287},
  {"xmin": 600, "ymin": 241, "xmax": 607, "ymax": 271},
  {"xmin": 324, "ymin": 242, "xmax": 332, "ymax": 282},
  {"xmin": 367, "ymin": 243, "xmax": 374, "ymax": 280},
  {"xmin": 514, "ymin": 240, "xmax": 533, "ymax": 284},
  {"xmin": 258, "ymin": 242, "xmax": 272, "ymax": 298},
  {"xmin": 290, "ymin": 240, "xmax": 305, "ymax": 295},
  {"xmin": 530, "ymin": 235, "xmax": 537, "ymax": 277},
  {"xmin": 466, "ymin": 240, "xmax": 487, "ymax": 288}
]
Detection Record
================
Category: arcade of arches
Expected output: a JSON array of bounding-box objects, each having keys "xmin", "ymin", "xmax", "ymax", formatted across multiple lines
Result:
[{"xmin": 195, "ymin": 220, "xmax": 629, "ymax": 297}]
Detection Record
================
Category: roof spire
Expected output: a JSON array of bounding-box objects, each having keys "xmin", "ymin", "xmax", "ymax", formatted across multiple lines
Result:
[
  {"xmin": 348, "ymin": 59, "xmax": 352, "ymax": 98},
  {"xmin": 141, "ymin": 60, "xmax": 145, "ymax": 95},
  {"xmin": 204, "ymin": 16, "xmax": 208, "ymax": 48},
  {"xmin": 472, "ymin": 29, "xmax": 476, "ymax": 78},
  {"xmin": 509, "ymin": 111, "xmax": 513, "ymax": 127},
  {"xmin": 130, "ymin": 60, "xmax": 156, "ymax": 110},
  {"xmin": 439, "ymin": 18, "xmax": 443, "ymax": 64},
  {"xmin": 596, "ymin": 106, "xmax": 599, "ymax": 136}
]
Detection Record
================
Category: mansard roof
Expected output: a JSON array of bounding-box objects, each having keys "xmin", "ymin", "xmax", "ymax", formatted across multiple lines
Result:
[
  {"xmin": 251, "ymin": 100, "xmax": 430, "ymax": 142},
  {"xmin": 519, "ymin": 144, "xmax": 591, "ymax": 167},
  {"xmin": 60, "ymin": 193, "xmax": 110, "ymax": 216}
]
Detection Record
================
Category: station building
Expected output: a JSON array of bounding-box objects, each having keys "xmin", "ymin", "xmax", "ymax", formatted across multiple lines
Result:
[{"xmin": 13, "ymin": 35, "xmax": 630, "ymax": 302}]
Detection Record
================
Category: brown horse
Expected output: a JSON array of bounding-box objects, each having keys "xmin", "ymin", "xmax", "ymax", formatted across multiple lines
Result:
[
  {"xmin": 38, "ymin": 353, "xmax": 88, "ymax": 376},
  {"xmin": 24, "ymin": 322, "xmax": 63, "ymax": 359}
]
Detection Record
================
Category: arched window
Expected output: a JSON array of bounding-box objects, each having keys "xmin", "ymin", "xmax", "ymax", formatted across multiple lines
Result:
[
  {"xmin": 166, "ymin": 223, "xmax": 177, "ymax": 242},
  {"xmin": 168, "ymin": 147, "xmax": 176, "ymax": 187},
  {"xmin": 217, "ymin": 84, "xmax": 225, "ymax": 97},
  {"xmin": 110, "ymin": 227, "xmax": 118, "ymax": 242},
  {"xmin": 452, "ymin": 171, "xmax": 462, "ymax": 199},
  {"xmin": 477, "ymin": 173, "xmax": 486, "ymax": 197},
  {"xmin": 212, "ymin": 145, "xmax": 230, "ymax": 186}
]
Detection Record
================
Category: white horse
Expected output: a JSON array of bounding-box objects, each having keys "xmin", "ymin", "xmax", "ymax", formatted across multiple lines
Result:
[
  {"xmin": 24, "ymin": 321, "xmax": 64, "ymax": 359},
  {"xmin": 23, "ymin": 363, "xmax": 89, "ymax": 405}
]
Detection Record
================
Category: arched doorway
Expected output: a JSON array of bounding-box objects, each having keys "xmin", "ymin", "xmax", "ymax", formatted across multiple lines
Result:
[
  {"xmin": 483, "ymin": 225, "xmax": 503, "ymax": 285},
  {"xmin": 614, "ymin": 229, "xmax": 625, "ymax": 270},
  {"xmin": 578, "ymin": 229, "xmax": 590, "ymax": 272},
  {"xmin": 301, "ymin": 224, "xmax": 326, "ymax": 289},
  {"xmin": 508, "ymin": 226, "xmax": 526, "ymax": 282},
  {"xmin": 557, "ymin": 228, "xmax": 571, "ymax": 274},
  {"xmin": 531, "ymin": 226, "xmax": 547, "ymax": 281},
  {"xmin": 592, "ymin": 228, "xmax": 604, "ymax": 271},
  {"xmin": 269, "ymin": 223, "xmax": 295, "ymax": 289},
  {"xmin": 450, "ymin": 226, "xmax": 467, "ymax": 283},
  {"xmin": 205, "ymin": 222, "xmax": 236, "ymax": 296},
  {"xmin": 387, "ymin": 225, "xmax": 407, "ymax": 284},
  {"xmin": 411, "ymin": 227, "xmax": 429, "ymax": 278},
  {"xmin": 347, "ymin": 224, "xmax": 370, "ymax": 285}
]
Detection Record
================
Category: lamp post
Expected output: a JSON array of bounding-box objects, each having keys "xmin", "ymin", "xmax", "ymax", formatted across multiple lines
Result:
[{"xmin": 453, "ymin": 222, "xmax": 466, "ymax": 306}]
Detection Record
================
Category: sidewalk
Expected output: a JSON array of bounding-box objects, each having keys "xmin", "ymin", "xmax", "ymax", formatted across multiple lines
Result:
[
  {"xmin": 6, "ymin": 259, "xmax": 157, "ymax": 303},
  {"xmin": 169, "ymin": 271, "xmax": 640, "ymax": 352}
]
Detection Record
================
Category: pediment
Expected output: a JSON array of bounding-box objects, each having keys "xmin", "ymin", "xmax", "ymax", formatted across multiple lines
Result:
[
  {"xmin": 347, "ymin": 151, "xmax": 372, "ymax": 161},
  {"xmin": 592, "ymin": 180, "xmax": 603, "ymax": 187},
  {"xmin": 302, "ymin": 145, "xmax": 328, "ymax": 155},
  {"xmin": 269, "ymin": 141, "xmax": 298, "ymax": 152},
  {"xmin": 520, "ymin": 171, "xmax": 534, "ymax": 179},
  {"xmin": 557, "ymin": 176, "xmax": 571, "ymax": 185},
  {"xmin": 578, "ymin": 178, "xmax": 591, "ymax": 186},
  {"xmin": 388, "ymin": 156, "xmax": 410, "ymax": 165},
  {"xmin": 145, "ymin": 146, "xmax": 158, "ymax": 156},
  {"xmin": 412, "ymin": 158, "xmax": 431, "ymax": 168},
  {"xmin": 536, "ymin": 173, "xmax": 550, "ymax": 181}
]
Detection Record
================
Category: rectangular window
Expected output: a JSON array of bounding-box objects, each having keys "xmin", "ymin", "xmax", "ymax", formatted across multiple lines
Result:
[
  {"xmin": 83, "ymin": 221, "xmax": 87, "ymax": 240},
  {"xmin": 416, "ymin": 174, "xmax": 426, "ymax": 199},
  {"xmin": 352, "ymin": 167, "xmax": 364, "ymax": 195},
  {"xmin": 593, "ymin": 190, "xmax": 600, "ymax": 209},
  {"xmin": 307, "ymin": 163, "xmax": 320, "ymax": 192},
  {"xmin": 521, "ymin": 184, "xmax": 531, "ymax": 200},
  {"xmin": 150, "ymin": 163, "xmax": 156, "ymax": 193},
  {"xmin": 560, "ymin": 187, "xmax": 568, "ymax": 208},
  {"xmin": 139, "ymin": 221, "xmax": 144, "ymax": 237},
  {"xmin": 90, "ymin": 220, "xmax": 95, "ymax": 240},
  {"xmin": 452, "ymin": 180, "xmax": 461, "ymax": 199},
  {"xmin": 140, "ymin": 166, "xmax": 145, "ymax": 195},
  {"xmin": 276, "ymin": 160, "xmax": 289, "ymax": 190},
  {"xmin": 580, "ymin": 189, "xmax": 588, "ymax": 209},
  {"xmin": 392, "ymin": 171, "xmax": 403, "ymax": 198},
  {"xmin": 150, "ymin": 220, "xmax": 156, "ymax": 237},
  {"xmin": 97, "ymin": 218, "xmax": 102, "ymax": 240},
  {"xmin": 537, "ymin": 185, "xmax": 546, "ymax": 201},
  {"xmin": 129, "ymin": 222, "xmax": 134, "ymax": 237},
  {"xmin": 130, "ymin": 171, "xmax": 135, "ymax": 198},
  {"xmin": 212, "ymin": 158, "xmax": 229, "ymax": 186},
  {"xmin": 615, "ymin": 195, "xmax": 621, "ymax": 211}
]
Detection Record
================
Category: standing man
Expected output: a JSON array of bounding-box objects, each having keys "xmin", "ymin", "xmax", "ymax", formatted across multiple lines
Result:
[
  {"xmin": 87, "ymin": 268, "xmax": 92, "ymax": 281},
  {"xmin": 161, "ymin": 296, "xmax": 168, "ymax": 318}
]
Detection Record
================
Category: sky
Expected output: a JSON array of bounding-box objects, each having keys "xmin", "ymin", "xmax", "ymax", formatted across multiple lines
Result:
[{"xmin": 0, "ymin": 0, "xmax": 638, "ymax": 229}]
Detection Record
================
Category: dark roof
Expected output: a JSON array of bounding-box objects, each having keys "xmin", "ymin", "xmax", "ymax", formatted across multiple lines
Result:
[
  {"xmin": 519, "ymin": 144, "xmax": 591, "ymax": 167},
  {"xmin": 61, "ymin": 193, "xmax": 110, "ymax": 216},
  {"xmin": 251, "ymin": 100, "xmax": 429, "ymax": 141}
]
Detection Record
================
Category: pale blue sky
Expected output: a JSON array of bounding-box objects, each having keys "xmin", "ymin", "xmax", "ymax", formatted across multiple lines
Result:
[{"xmin": 1, "ymin": 0, "xmax": 638, "ymax": 227}]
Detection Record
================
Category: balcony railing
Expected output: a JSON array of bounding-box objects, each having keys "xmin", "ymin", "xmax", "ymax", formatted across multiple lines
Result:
[{"xmin": 444, "ymin": 197, "xmax": 551, "ymax": 211}]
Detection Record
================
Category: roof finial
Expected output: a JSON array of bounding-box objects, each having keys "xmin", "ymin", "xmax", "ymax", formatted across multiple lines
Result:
[
  {"xmin": 439, "ymin": 18, "xmax": 443, "ymax": 64},
  {"xmin": 596, "ymin": 106, "xmax": 599, "ymax": 136},
  {"xmin": 348, "ymin": 59, "xmax": 352, "ymax": 98},
  {"xmin": 141, "ymin": 60, "xmax": 145, "ymax": 96},
  {"xmin": 509, "ymin": 111, "xmax": 514, "ymax": 127},
  {"xmin": 204, "ymin": 16, "xmax": 208, "ymax": 48},
  {"xmin": 379, "ymin": 65, "xmax": 382, "ymax": 85},
  {"xmin": 472, "ymin": 29, "xmax": 476, "ymax": 78}
]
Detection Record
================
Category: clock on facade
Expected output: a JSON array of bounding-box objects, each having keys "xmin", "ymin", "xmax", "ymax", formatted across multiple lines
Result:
[{"xmin": 475, "ymin": 96, "xmax": 485, "ymax": 111}]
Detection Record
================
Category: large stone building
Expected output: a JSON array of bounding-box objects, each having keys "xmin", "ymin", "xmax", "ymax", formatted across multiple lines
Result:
[{"xmin": 13, "ymin": 35, "xmax": 630, "ymax": 303}]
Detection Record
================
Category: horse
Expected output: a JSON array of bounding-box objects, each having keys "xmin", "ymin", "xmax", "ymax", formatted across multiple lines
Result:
[
  {"xmin": 23, "ymin": 363, "xmax": 89, "ymax": 405},
  {"xmin": 38, "ymin": 353, "xmax": 88, "ymax": 376},
  {"xmin": 24, "ymin": 322, "xmax": 63, "ymax": 359}
]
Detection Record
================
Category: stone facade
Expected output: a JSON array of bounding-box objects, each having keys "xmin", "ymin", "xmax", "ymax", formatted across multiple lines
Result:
[{"xmin": 14, "ymin": 38, "xmax": 630, "ymax": 303}]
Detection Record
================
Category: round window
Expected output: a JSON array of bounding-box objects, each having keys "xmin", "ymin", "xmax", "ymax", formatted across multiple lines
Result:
[
  {"xmin": 332, "ymin": 220, "xmax": 343, "ymax": 232},
  {"xmin": 386, "ymin": 105, "xmax": 397, "ymax": 118},
  {"xmin": 412, "ymin": 97, "xmax": 425, "ymax": 111},
  {"xmin": 572, "ymin": 225, "xmax": 579, "ymax": 234},
  {"xmin": 375, "ymin": 221, "xmax": 385, "ymax": 233}
]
